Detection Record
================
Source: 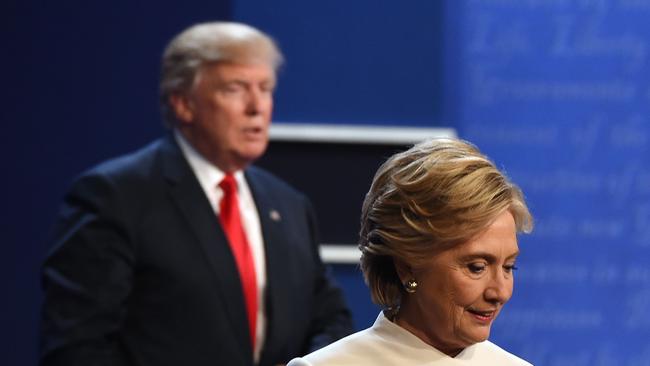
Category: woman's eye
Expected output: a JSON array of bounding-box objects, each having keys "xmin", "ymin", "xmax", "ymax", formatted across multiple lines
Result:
[
  {"xmin": 468, "ymin": 263, "xmax": 486, "ymax": 274},
  {"xmin": 503, "ymin": 264, "xmax": 519, "ymax": 273}
]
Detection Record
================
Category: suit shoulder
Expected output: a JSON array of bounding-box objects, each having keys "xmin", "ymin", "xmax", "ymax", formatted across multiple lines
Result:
[
  {"xmin": 246, "ymin": 165, "xmax": 306, "ymax": 198},
  {"xmin": 83, "ymin": 139, "xmax": 165, "ymax": 180},
  {"xmin": 64, "ymin": 138, "xmax": 171, "ymax": 203}
]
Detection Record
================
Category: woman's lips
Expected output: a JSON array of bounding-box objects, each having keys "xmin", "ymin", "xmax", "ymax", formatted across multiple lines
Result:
[{"xmin": 468, "ymin": 309, "xmax": 496, "ymax": 323}]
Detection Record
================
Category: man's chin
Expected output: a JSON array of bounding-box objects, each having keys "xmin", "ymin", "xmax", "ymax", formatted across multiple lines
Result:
[{"xmin": 237, "ymin": 148, "xmax": 267, "ymax": 166}]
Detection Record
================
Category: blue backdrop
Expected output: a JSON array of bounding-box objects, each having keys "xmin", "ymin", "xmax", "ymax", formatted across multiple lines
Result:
[
  {"xmin": 4, "ymin": 1, "xmax": 650, "ymax": 365},
  {"xmin": 451, "ymin": 2, "xmax": 650, "ymax": 363}
]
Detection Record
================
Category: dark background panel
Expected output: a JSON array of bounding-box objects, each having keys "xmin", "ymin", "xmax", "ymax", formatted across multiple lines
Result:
[{"xmin": 256, "ymin": 141, "xmax": 408, "ymax": 244}]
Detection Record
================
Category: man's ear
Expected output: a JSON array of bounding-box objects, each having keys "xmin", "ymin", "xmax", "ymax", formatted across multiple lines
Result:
[{"xmin": 168, "ymin": 93, "xmax": 194, "ymax": 124}]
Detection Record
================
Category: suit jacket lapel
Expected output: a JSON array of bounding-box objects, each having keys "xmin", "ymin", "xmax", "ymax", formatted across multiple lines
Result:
[
  {"xmin": 159, "ymin": 136, "xmax": 252, "ymax": 358},
  {"xmin": 246, "ymin": 168, "xmax": 293, "ymax": 364}
]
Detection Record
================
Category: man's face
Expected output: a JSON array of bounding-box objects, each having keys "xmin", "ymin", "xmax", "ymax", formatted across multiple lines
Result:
[
  {"xmin": 397, "ymin": 210, "xmax": 519, "ymax": 356},
  {"xmin": 172, "ymin": 62, "xmax": 275, "ymax": 172}
]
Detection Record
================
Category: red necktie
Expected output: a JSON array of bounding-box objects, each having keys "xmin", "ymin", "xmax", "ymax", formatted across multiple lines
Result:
[{"xmin": 219, "ymin": 174, "xmax": 257, "ymax": 349}]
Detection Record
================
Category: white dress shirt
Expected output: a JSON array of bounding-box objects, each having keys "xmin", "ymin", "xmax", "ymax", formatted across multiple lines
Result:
[{"xmin": 175, "ymin": 131, "xmax": 267, "ymax": 363}]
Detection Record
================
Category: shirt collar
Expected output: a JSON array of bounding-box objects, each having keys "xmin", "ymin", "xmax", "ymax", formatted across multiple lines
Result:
[{"xmin": 174, "ymin": 130, "xmax": 245, "ymax": 191}]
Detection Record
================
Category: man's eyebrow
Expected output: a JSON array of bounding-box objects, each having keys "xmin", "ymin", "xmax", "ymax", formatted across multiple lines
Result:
[
  {"xmin": 220, "ymin": 79, "xmax": 275, "ymax": 87},
  {"xmin": 221, "ymin": 79, "xmax": 248, "ymax": 85}
]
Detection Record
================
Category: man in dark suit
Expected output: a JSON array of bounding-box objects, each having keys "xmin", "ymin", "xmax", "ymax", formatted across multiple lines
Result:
[{"xmin": 40, "ymin": 22, "xmax": 353, "ymax": 366}]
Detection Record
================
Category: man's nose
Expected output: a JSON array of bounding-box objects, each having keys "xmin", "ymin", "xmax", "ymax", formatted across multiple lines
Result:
[{"xmin": 245, "ymin": 89, "xmax": 266, "ymax": 116}]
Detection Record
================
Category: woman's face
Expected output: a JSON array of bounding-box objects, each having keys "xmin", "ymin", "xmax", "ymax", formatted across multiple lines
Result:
[{"xmin": 396, "ymin": 210, "xmax": 519, "ymax": 356}]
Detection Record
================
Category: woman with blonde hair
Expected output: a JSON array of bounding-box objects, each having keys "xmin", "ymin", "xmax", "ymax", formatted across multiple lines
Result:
[{"xmin": 289, "ymin": 138, "xmax": 534, "ymax": 365}]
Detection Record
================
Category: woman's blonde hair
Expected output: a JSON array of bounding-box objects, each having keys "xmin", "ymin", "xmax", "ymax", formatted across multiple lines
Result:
[{"xmin": 359, "ymin": 138, "xmax": 532, "ymax": 312}]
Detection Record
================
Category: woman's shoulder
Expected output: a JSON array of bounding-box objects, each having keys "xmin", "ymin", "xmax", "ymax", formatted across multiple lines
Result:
[
  {"xmin": 287, "ymin": 317, "xmax": 400, "ymax": 366},
  {"xmin": 287, "ymin": 328, "xmax": 379, "ymax": 366},
  {"xmin": 471, "ymin": 341, "xmax": 533, "ymax": 365}
]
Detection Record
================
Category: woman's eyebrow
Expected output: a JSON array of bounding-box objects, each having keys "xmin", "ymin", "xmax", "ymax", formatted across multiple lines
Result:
[{"xmin": 459, "ymin": 250, "xmax": 520, "ymax": 262}]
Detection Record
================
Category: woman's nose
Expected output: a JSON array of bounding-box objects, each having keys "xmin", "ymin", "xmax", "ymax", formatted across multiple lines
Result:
[{"xmin": 484, "ymin": 270, "xmax": 513, "ymax": 304}]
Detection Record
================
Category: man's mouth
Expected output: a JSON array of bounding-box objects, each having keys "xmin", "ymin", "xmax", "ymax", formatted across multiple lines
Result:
[{"xmin": 242, "ymin": 126, "xmax": 265, "ymax": 137}]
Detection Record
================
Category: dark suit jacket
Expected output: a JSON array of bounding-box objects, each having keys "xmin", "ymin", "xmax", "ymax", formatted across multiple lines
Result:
[{"xmin": 41, "ymin": 136, "xmax": 353, "ymax": 366}]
